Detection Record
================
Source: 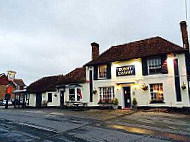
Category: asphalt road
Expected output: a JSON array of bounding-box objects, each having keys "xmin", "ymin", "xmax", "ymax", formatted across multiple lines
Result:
[{"xmin": 0, "ymin": 108, "xmax": 189, "ymax": 142}]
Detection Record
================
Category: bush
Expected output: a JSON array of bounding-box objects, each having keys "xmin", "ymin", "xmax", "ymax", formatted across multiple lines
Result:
[
  {"xmin": 113, "ymin": 98, "xmax": 118, "ymax": 105},
  {"xmin": 132, "ymin": 98, "xmax": 137, "ymax": 106}
]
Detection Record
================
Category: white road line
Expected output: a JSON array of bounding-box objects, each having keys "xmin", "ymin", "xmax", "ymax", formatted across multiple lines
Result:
[{"xmin": 18, "ymin": 122, "xmax": 58, "ymax": 133}]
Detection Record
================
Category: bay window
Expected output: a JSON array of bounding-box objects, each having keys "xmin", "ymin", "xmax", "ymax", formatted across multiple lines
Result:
[
  {"xmin": 69, "ymin": 88, "xmax": 82, "ymax": 102},
  {"xmin": 69, "ymin": 89, "xmax": 75, "ymax": 101}
]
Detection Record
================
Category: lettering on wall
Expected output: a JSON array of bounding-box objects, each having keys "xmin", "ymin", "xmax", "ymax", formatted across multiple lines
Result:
[{"xmin": 116, "ymin": 65, "xmax": 135, "ymax": 76}]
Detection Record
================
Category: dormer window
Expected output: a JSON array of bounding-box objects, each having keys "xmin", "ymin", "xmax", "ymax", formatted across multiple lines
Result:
[
  {"xmin": 147, "ymin": 57, "xmax": 162, "ymax": 74},
  {"xmin": 98, "ymin": 65, "xmax": 107, "ymax": 79}
]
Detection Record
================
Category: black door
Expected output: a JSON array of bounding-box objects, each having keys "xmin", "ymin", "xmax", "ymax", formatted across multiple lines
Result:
[
  {"xmin": 123, "ymin": 87, "xmax": 131, "ymax": 108},
  {"xmin": 36, "ymin": 93, "xmax": 42, "ymax": 108},
  {"xmin": 60, "ymin": 91, "xmax": 64, "ymax": 106},
  {"xmin": 89, "ymin": 70, "xmax": 93, "ymax": 102}
]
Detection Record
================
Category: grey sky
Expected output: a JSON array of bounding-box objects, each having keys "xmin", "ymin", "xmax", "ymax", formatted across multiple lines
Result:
[{"xmin": 0, "ymin": 0, "xmax": 189, "ymax": 85}]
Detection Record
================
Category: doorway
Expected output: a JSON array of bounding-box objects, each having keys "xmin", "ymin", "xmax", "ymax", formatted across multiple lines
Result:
[
  {"xmin": 60, "ymin": 91, "xmax": 64, "ymax": 106},
  {"xmin": 36, "ymin": 93, "xmax": 42, "ymax": 108},
  {"xmin": 123, "ymin": 87, "xmax": 131, "ymax": 108}
]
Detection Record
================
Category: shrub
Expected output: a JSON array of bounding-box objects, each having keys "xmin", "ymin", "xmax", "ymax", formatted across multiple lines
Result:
[
  {"xmin": 113, "ymin": 98, "xmax": 118, "ymax": 105},
  {"xmin": 132, "ymin": 98, "xmax": 137, "ymax": 106}
]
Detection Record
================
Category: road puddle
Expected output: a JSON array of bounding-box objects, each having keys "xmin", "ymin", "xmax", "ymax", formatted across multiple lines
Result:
[{"xmin": 109, "ymin": 124, "xmax": 190, "ymax": 142}]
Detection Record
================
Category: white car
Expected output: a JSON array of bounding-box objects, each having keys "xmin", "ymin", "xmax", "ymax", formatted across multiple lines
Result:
[{"xmin": 2, "ymin": 100, "xmax": 12, "ymax": 105}]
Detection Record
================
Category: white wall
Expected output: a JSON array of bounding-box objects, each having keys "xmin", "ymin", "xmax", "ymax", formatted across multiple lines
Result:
[
  {"xmin": 42, "ymin": 91, "xmax": 60, "ymax": 107},
  {"xmin": 86, "ymin": 53, "xmax": 190, "ymax": 108},
  {"xmin": 29, "ymin": 93, "xmax": 36, "ymax": 107},
  {"xmin": 28, "ymin": 91, "xmax": 60, "ymax": 107}
]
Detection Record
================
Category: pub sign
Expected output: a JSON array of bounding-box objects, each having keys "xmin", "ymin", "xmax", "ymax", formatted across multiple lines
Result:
[{"xmin": 116, "ymin": 65, "xmax": 135, "ymax": 76}]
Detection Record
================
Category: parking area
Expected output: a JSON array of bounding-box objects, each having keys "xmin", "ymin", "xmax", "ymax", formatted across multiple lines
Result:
[{"xmin": 0, "ymin": 108, "xmax": 190, "ymax": 142}]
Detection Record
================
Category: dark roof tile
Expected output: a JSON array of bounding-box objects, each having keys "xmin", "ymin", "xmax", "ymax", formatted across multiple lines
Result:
[
  {"xmin": 57, "ymin": 67, "xmax": 86, "ymax": 85},
  {"xmin": 28, "ymin": 75, "xmax": 63, "ymax": 93},
  {"xmin": 85, "ymin": 36, "xmax": 186, "ymax": 65},
  {"xmin": 14, "ymin": 79, "xmax": 25, "ymax": 86}
]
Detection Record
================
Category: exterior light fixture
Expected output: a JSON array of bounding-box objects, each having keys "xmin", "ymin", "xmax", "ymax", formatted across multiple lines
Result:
[{"xmin": 181, "ymin": 82, "xmax": 187, "ymax": 90}]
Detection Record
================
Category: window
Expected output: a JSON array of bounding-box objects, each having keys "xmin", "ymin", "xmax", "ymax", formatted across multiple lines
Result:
[
  {"xmin": 98, "ymin": 65, "xmax": 107, "ymax": 79},
  {"xmin": 69, "ymin": 88, "xmax": 82, "ymax": 101},
  {"xmin": 48, "ymin": 93, "xmax": 52, "ymax": 102},
  {"xmin": 150, "ymin": 84, "xmax": 164, "ymax": 103},
  {"xmin": 69, "ymin": 89, "xmax": 75, "ymax": 101},
  {"xmin": 99, "ymin": 87, "xmax": 114, "ymax": 102},
  {"xmin": 147, "ymin": 57, "xmax": 162, "ymax": 74}
]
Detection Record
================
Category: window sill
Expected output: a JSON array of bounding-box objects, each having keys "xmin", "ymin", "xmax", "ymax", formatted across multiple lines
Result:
[
  {"xmin": 150, "ymin": 100, "xmax": 165, "ymax": 104},
  {"xmin": 97, "ymin": 78, "xmax": 108, "ymax": 80}
]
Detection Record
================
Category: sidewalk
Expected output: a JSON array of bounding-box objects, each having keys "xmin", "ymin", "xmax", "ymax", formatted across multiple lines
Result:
[{"xmin": 48, "ymin": 108, "xmax": 136, "ymax": 121}]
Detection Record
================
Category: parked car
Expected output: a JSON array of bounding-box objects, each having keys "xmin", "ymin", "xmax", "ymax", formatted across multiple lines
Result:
[
  {"xmin": 0, "ymin": 100, "xmax": 3, "ymax": 106},
  {"xmin": 1, "ymin": 100, "xmax": 12, "ymax": 106}
]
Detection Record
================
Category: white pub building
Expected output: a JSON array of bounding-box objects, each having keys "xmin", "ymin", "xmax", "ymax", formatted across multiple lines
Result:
[{"xmin": 84, "ymin": 21, "xmax": 190, "ymax": 109}]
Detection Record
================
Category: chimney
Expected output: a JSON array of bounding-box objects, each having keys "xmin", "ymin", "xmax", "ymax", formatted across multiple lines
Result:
[
  {"xmin": 180, "ymin": 21, "xmax": 189, "ymax": 50},
  {"xmin": 91, "ymin": 42, "xmax": 99, "ymax": 60}
]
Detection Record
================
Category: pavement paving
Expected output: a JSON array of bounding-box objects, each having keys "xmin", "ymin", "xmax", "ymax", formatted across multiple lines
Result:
[{"xmin": 0, "ymin": 107, "xmax": 189, "ymax": 142}]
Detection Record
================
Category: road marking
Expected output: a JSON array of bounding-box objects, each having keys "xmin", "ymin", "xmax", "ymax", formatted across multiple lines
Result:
[
  {"xmin": 108, "ymin": 124, "xmax": 190, "ymax": 142},
  {"xmin": 19, "ymin": 122, "xmax": 58, "ymax": 133}
]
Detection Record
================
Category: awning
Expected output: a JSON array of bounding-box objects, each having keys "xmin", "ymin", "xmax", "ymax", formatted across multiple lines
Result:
[
  {"xmin": 68, "ymin": 84, "xmax": 82, "ymax": 88},
  {"xmin": 13, "ymin": 89, "xmax": 27, "ymax": 94},
  {"xmin": 56, "ymin": 84, "xmax": 66, "ymax": 89}
]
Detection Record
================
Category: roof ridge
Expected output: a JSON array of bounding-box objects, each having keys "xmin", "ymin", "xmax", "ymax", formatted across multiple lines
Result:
[
  {"xmin": 85, "ymin": 36, "xmax": 186, "ymax": 66},
  {"xmin": 42, "ymin": 74, "xmax": 64, "ymax": 78},
  {"xmin": 111, "ymin": 36, "xmax": 162, "ymax": 48}
]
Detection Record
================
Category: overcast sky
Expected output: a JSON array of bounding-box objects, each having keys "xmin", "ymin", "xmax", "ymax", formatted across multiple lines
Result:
[{"xmin": 0, "ymin": 0, "xmax": 189, "ymax": 85}]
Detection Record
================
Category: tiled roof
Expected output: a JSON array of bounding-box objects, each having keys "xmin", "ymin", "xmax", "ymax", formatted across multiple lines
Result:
[
  {"xmin": 14, "ymin": 79, "xmax": 25, "ymax": 86},
  {"xmin": 85, "ymin": 36, "xmax": 187, "ymax": 65},
  {"xmin": 0, "ymin": 74, "xmax": 8, "ymax": 85},
  {"xmin": 57, "ymin": 67, "xmax": 86, "ymax": 85},
  {"xmin": 27, "ymin": 75, "xmax": 64, "ymax": 93}
]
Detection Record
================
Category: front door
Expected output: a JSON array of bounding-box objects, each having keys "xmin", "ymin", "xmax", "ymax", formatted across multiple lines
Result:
[
  {"xmin": 36, "ymin": 93, "xmax": 42, "ymax": 108},
  {"xmin": 60, "ymin": 91, "xmax": 64, "ymax": 106},
  {"xmin": 123, "ymin": 87, "xmax": 131, "ymax": 108}
]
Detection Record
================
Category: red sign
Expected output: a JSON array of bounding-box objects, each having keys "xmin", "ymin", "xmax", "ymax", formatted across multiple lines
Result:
[{"xmin": 6, "ymin": 86, "xmax": 12, "ymax": 94}]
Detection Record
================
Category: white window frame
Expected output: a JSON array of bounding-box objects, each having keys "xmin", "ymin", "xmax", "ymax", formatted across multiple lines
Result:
[
  {"xmin": 147, "ymin": 57, "xmax": 162, "ymax": 74},
  {"xmin": 99, "ymin": 87, "xmax": 115, "ymax": 102},
  {"xmin": 149, "ymin": 83, "xmax": 164, "ymax": 102},
  {"xmin": 69, "ymin": 87, "xmax": 82, "ymax": 102},
  {"xmin": 98, "ymin": 65, "xmax": 107, "ymax": 79}
]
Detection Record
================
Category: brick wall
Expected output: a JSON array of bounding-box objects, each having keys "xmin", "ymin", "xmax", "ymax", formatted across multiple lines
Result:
[{"xmin": 0, "ymin": 85, "xmax": 15, "ymax": 100}]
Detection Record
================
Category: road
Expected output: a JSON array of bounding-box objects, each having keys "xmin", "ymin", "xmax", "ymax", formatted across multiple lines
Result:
[{"xmin": 0, "ymin": 108, "xmax": 189, "ymax": 142}]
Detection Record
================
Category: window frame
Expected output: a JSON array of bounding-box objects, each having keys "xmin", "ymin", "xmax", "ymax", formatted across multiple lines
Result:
[
  {"xmin": 149, "ymin": 83, "xmax": 164, "ymax": 103},
  {"xmin": 98, "ymin": 64, "xmax": 107, "ymax": 79},
  {"xmin": 99, "ymin": 87, "xmax": 115, "ymax": 102},
  {"xmin": 147, "ymin": 56, "xmax": 162, "ymax": 75},
  {"xmin": 68, "ymin": 87, "xmax": 82, "ymax": 102},
  {"xmin": 69, "ymin": 88, "xmax": 75, "ymax": 102}
]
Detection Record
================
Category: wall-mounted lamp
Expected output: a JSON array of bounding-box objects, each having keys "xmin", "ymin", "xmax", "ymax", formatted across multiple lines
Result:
[{"xmin": 181, "ymin": 82, "xmax": 187, "ymax": 90}]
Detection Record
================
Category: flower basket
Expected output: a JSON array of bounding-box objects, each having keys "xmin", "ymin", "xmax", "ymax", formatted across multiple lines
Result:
[
  {"xmin": 92, "ymin": 90, "xmax": 97, "ymax": 95},
  {"xmin": 141, "ymin": 84, "xmax": 148, "ymax": 91}
]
